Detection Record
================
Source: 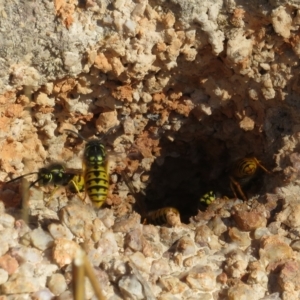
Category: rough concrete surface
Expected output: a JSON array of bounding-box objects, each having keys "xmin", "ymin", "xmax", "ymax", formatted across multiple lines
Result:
[{"xmin": 0, "ymin": 0, "xmax": 300, "ymax": 299}]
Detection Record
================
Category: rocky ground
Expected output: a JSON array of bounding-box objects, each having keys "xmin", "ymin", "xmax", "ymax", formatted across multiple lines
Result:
[{"xmin": 1, "ymin": 0, "xmax": 300, "ymax": 299}]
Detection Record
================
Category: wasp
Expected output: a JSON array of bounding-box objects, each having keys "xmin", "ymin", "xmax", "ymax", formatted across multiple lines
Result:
[
  {"xmin": 146, "ymin": 207, "xmax": 181, "ymax": 226},
  {"xmin": 6, "ymin": 163, "xmax": 85, "ymax": 195},
  {"xmin": 199, "ymin": 191, "xmax": 216, "ymax": 206},
  {"xmin": 228, "ymin": 157, "xmax": 271, "ymax": 201},
  {"xmin": 65, "ymin": 130, "xmax": 110, "ymax": 208}
]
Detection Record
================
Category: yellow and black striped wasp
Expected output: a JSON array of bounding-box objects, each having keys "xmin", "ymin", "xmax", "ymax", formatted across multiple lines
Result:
[
  {"xmin": 199, "ymin": 191, "xmax": 216, "ymax": 206},
  {"xmin": 65, "ymin": 130, "xmax": 110, "ymax": 208},
  {"xmin": 146, "ymin": 206, "xmax": 181, "ymax": 226},
  {"xmin": 5, "ymin": 163, "xmax": 85, "ymax": 196},
  {"xmin": 121, "ymin": 170, "xmax": 181, "ymax": 226},
  {"xmin": 227, "ymin": 157, "xmax": 272, "ymax": 201}
]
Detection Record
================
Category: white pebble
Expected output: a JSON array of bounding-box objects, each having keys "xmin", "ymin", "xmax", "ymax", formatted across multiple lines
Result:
[
  {"xmin": 0, "ymin": 228, "xmax": 18, "ymax": 247},
  {"xmin": 118, "ymin": 274, "xmax": 144, "ymax": 300},
  {"xmin": 1, "ymin": 275, "xmax": 41, "ymax": 294},
  {"xmin": 35, "ymin": 264, "xmax": 59, "ymax": 280},
  {"xmin": 254, "ymin": 227, "xmax": 271, "ymax": 240},
  {"xmin": 30, "ymin": 227, "xmax": 54, "ymax": 251},
  {"xmin": 0, "ymin": 241, "xmax": 9, "ymax": 256},
  {"xmin": 32, "ymin": 288, "xmax": 55, "ymax": 300},
  {"xmin": 0, "ymin": 268, "xmax": 8, "ymax": 284},
  {"xmin": 0, "ymin": 214, "xmax": 15, "ymax": 228},
  {"xmin": 57, "ymin": 290, "xmax": 73, "ymax": 300},
  {"xmin": 11, "ymin": 246, "xmax": 42, "ymax": 264},
  {"xmin": 47, "ymin": 273, "xmax": 67, "ymax": 296},
  {"xmin": 48, "ymin": 223, "xmax": 74, "ymax": 240},
  {"xmin": 124, "ymin": 20, "xmax": 136, "ymax": 35}
]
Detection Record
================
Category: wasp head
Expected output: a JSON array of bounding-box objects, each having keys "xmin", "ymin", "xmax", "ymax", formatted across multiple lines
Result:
[{"xmin": 84, "ymin": 140, "xmax": 106, "ymax": 164}]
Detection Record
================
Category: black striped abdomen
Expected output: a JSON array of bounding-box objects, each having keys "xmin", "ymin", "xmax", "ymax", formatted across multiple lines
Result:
[
  {"xmin": 234, "ymin": 158, "xmax": 257, "ymax": 180},
  {"xmin": 84, "ymin": 164, "xmax": 108, "ymax": 208},
  {"xmin": 147, "ymin": 207, "xmax": 180, "ymax": 225}
]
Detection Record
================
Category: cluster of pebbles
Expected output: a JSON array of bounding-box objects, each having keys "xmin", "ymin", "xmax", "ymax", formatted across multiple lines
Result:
[
  {"xmin": 2, "ymin": 0, "xmax": 300, "ymax": 299},
  {"xmin": 0, "ymin": 182, "xmax": 299, "ymax": 299}
]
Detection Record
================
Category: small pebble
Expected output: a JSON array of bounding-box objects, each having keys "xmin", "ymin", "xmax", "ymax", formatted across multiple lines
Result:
[
  {"xmin": 259, "ymin": 292, "xmax": 281, "ymax": 300},
  {"xmin": 48, "ymin": 223, "xmax": 74, "ymax": 240},
  {"xmin": 10, "ymin": 246, "xmax": 42, "ymax": 264},
  {"xmin": 278, "ymin": 260, "xmax": 300, "ymax": 291},
  {"xmin": 124, "ymin": 227, "xmax": 143, "ymax": 251},
  {"xmin": 260, "ymin": 235, "xmax": 293, "ymax": 267},
  {"xmin": 185, "ymin": 266, "xmax": 216, "ymax": 292},
  {"xmin": 97, "ymin": 208, "xmax": 115, "ymax": 228},
  {"xmin": 277, "ymin": 202, "xmax": 300, "ymax": 228},
  {"xmin": 30, "ymin": 227, "xmax": 54, "ymax": 251},
  {"xmin": 129, "ymin": 252, "xmax": 150, "ymax": 274},
  {"xmin": 0, "ymin": 242, "xmax": 9, "ymax": 257},
  {"xmin": 208, "ymin": 216, "xmax": 227, "ymax": 236},
  {"xmin": 1, "ymin": 276, "xmax": 41, "ymax": 294},
  {"xmin": 59, "ymin": 202, "xmax": 96, "ymax": 239},
  {"xmin": 291, "ymin": 240, "xmax": 300, "ymax": 251},
  {"xmin": 47, "ymin": 273, "xmax": 67, "ymax": 296},
  {"xmin": 253, "ymin": 227, "xmax": 271, "ymax": 240},
  {"xmin": 142, "ymin": 238, "xmax": 164, "ymax": 259},
  {"xmin": 118, "ymin": 274, "xmax": 144, "ymax": 300},
  {"xmin": 150, "ymin": 258, "xmax": 170, "ymax": 277},
  {"xmin": 0, "ymin": 214, "xmax": 15, "ymax": 228},
  {"xmin": 232, "ymin": 203, "xmax": 267, "ymax": 231},
  {"xmin": 159, "ymin": 276, "xmax": 188, "ymax": 294},
  {"xmin": 0, "ymin": 268, "xmax": 8, "ymax": 284},
  {"xmin": 113, "ymin": 212, "xmax": 141, "ymax": 233},
  {"xmin": 0, "ymin": 228, "xmax": 18, "ymax": 247},
  {"xmin": 32, "ymin": 288, "xmax": 55, "ymax": 300},
  {"xmin": 227, "ymin": 281, "xmax": 264, "ymax": 300},
  {"xmin": 225, "ymin": 249, "xmax": 248, "ymax": 279},
  {"xmin": 228, "ymin": 227, "xmax": 251, "ymax": 247},
  {"xmin": 96, "ymin": 231, "xmax": 119, "ymax": 260},
  {"xmin": 0, "ymin": 254, "xmax": 19, "ymax": 275},
  {"xmin": 15, "ymin": 219, "xmax": 31, "ymax": 237},
  {"xmin": 52, "ymin": 238, "xmax": 81, "ymax": 268},
  {"xmin": 157, "ymin": 294, "xmax": 182, "ymax": 300},
  {"xmin": 176, "ymin": 236, "xmax": 196, "ymax": 256},
  {"xmin": 56, "ymin": 290, "xmax": 73, "ymax": 300},
  {"xmin": 111, "ymin": 259, "xmax": 127, "ymax": 277},
  {"xmin": 35, "ymin": 263, "xmax": 58, "ymax": 279}
]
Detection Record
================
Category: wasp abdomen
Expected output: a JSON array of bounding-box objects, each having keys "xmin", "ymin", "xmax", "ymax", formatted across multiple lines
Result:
[
  {"xmin": 84, "ymin": 164, "xmax": 109, "ymax": 208},
  {"xmin": 146, "ymin": 207, "xmax": 180, "ymax": 226}
]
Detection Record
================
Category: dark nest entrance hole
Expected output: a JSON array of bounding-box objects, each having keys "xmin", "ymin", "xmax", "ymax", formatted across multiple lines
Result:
[{"xmin": 141, "ymin": 106, "xmax": 290, "ymax": 224}]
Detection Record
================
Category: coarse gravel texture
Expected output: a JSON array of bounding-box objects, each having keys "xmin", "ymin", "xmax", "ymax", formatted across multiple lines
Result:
[{"xmin": 1, "ymin": 0, "xmax": 300, "ymax": 299}]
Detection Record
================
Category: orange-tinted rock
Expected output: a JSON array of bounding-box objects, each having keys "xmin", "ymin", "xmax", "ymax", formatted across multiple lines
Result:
[
  {"xmin": 232, "ymin": 203, "xmax": 267, "ymax": 231},
  {"xmin": 52, "ymin": 238, "xmax": 81, "ymax": 268},
  {"xmin": 260, "ymin": 235, "xmax": 294, "ymax": 268},
  {"xmin": 278, "ymin": 260, "xmax": 300, "ymax": 291},
  {"xmin": 0, "ymin": 254, "xmax": 18, "ymax": 275}
]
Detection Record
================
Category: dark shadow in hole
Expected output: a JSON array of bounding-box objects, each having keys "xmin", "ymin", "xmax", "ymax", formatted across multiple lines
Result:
[{"xmin": 138, "ymin": 105, "xmax": 288, "ymax": 224}]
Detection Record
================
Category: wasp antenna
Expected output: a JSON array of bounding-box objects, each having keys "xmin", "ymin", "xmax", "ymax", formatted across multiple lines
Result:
[
  {"xmin": 96, "ymin": 124, "xmax": 121, "ymax": 142},
  {"xmin": 6, "ymin": 172, "xmax": 39, "ymax": 184},
  {"xmin": 29, "ymin": 177, "xmax": 43, "ymax": 188},
  {"xmin": 65, "ymin": 129, "xmax": 88, "ymax": 142}
]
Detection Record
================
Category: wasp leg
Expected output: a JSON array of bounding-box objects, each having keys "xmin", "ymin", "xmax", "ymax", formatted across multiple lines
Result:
[
  {"xmin": 68, "ymin": 180, "xmax": 85, "ymax": 202},
  {"xmin": 81, "ymin": 162, "xmax": 87, "ymax": 202},
  {"xmin": 44, "ymin": 186, "xmax": 60, "ymax": 203},
  {"xmin": 254, "ymin": 158, "xmax": 272, "ymax": 174},
  {"xmin": 229, "ymin": 176, "xmax": 248, "ymax": 201},
  {"xmin": 104, "ymin": 159, "xmax": 111, "ymax": 197}
]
